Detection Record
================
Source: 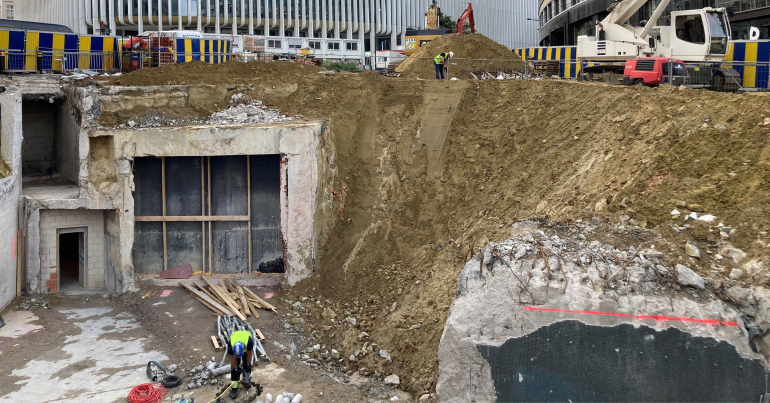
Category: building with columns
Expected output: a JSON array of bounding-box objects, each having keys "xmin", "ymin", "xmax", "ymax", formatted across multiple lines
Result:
[{"xmin": 16, "ymin": 1, "xmax": 538, "ymax": 59}]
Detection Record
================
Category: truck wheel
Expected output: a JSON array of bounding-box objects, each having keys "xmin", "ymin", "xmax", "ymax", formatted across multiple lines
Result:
[{"xmin": 634, "ymin": 79, "xmax": 645, "ymax": 86}]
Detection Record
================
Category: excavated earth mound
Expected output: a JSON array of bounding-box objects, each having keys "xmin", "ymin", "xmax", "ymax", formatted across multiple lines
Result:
[
  {"xmin": 94, "ymin": 63, "xmax": 770, "ymax": 397},
  {"xmin": 396, "ymin": 33, "xmax": 523, "ymax": 79},
  {"xmin": 103, "ymin": 60, "xmax": 324, "ymax": 87}
]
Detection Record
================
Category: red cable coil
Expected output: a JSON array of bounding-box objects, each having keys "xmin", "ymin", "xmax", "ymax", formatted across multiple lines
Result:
[{"xmin": 126, "ymin": 383, "xmax": 168, "ymax": 403}]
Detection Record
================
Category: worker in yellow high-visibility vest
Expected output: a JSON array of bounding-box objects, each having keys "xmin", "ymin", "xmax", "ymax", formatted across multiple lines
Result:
[
  {"xmin": 434, "ymin": 51, "xmax": 454, "ymax": 80},
  {"xmin": 228, "ymin": 330, "xmax": 254, "ymax": 399}
]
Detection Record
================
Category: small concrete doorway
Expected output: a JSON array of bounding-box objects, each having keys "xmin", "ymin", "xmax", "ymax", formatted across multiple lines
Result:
[{"xmin": 58, "ymin": 227, "xmax": 87, "ymax": 292}]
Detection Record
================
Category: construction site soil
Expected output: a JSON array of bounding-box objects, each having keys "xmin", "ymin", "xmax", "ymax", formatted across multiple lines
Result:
[
  {"xmin": 98, "ymin": 62, "xmax": 770, "ymax": 396},
  {"xmin": 395, "ymin": 33, "xmax": 523, "ymax": 79}
]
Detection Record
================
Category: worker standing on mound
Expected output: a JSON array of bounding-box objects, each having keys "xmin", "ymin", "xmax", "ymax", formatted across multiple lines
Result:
[
  {"xmin": 434, "ymin": 51, "xmax": 453, "ymax": 80},
  {"xmin": 228, "ymin": 329, "xmax": 254, "ymax": 399}
]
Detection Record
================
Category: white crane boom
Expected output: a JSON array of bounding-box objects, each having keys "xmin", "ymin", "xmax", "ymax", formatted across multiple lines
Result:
[
  {"xmin": 639, "ymin": 0, "xmax": 671, "ymax": 40},
  {"xmin": 602, "ymin": 0, "xmax": 653, "ymax": 26}
]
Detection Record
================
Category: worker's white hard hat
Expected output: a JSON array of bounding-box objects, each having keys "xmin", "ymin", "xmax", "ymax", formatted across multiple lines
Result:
[{"xmin": 448, "ymin": 51, "xmax": 454, "ymax": 58}]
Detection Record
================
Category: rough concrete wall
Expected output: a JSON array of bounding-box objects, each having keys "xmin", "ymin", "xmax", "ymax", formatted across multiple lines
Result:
[
  {"xmin": 54, "ymin": 100, "xmax": 80, "ymax": 183},
  {"xmin": 38, "ymin": 209, "xmax": 106, "ymax": 291},
  {"xmin": 279, "ymin": 126, "xmax": 320, "ymax": 285},
  {"xmin": 21, "ymin": 100, "xmax": 56, "ymax": 175},
  {"xmin": 103, "ymin": 209, "xmax": 121, "ymax": 293},
  {"xmin": 0, "ymin": 87, "xmax": 21, "ymax": 310},
  {"xmin": 437, "ymin": 222, "xmax": 765, "ymax": 402}
]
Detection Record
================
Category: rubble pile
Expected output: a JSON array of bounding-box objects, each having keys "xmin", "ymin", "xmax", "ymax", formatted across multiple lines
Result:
[
  {"xmin": 476, "ymin": 71, "xmax": 546, "ymax": 81},
  {"xmin": 120, "ymin": 94, "xmax": 292, "ymax": 128},
  {"xmin": 207, "ymin": 94, "xmax": 294, "ymax": 125},
  {"xmin": 184, "ymin": 358, "xmax": 227, "ymax": 389},
  {"xmin": 17, "ymin": 296, "xmax": 50, "ymax": 310}
]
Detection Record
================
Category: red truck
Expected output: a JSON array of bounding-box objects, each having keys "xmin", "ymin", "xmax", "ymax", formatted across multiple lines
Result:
[{"xmin": 623, "ymin": 57, "xmax": 687, "ymax": 86}]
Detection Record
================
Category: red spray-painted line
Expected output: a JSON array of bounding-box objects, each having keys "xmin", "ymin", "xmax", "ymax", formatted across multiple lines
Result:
[{"xmin": 523, "ymin": 306, "xmax": 739, "ymax": 327}]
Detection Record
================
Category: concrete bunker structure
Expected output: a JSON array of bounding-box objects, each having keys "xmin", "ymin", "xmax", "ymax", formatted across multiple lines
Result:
[{"xmin": 0, "ymin": 77, "xmax": 324, "ymax": 308}]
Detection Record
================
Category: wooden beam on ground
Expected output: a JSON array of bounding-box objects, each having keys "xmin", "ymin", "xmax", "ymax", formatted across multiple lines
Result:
[
  {"xmin": 193, "ymin": 282, "xmax": 219, "ymax": 302},
  {"xmin": 237, "ymin": 286, "xmax": 251, "ymax": 317},
  {"xmin": 247, "ymin": 300, "xmax": 261, "ymax": 319},
  {"xmin": 182, "ymin": 283, "xmax": 234, "ymax": 316},
  {"xmin": 201, "ymin": 277, "xmax": 246, "ymax": 320},
  {"xmin": 211, "ymin": 335, "xmax": 225, "ymax": 351},
  {"xmin": 255, "ymin": 329, "xmax": 265, "ymax": 341},
  {"xmin": 242, "ymin": 287, "xmax": 278, "ymax": 313}
]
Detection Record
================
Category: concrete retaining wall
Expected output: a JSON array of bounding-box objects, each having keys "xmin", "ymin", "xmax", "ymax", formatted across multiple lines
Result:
[{"xmin": 0, "ymin": 87, "xmax": 21, "ymax": 310}]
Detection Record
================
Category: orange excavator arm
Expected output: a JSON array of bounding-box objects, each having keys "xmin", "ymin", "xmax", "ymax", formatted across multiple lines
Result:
[{"xmin": 456, "ymin": 3, "xmax": 476, "ymax": 34}]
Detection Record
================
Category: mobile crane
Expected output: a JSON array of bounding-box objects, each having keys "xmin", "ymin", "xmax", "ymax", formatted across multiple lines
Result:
[{"xmin": 577, "ymin": 0, "xmax": 740, "ymax": 91}]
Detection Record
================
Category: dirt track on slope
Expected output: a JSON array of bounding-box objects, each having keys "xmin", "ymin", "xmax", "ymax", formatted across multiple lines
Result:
[{"xmin": 95, "ymin": 63, "xmax": 770, "ymax": 396}]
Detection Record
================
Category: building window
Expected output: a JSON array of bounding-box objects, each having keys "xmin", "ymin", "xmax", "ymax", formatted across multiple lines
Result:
[
  {"xmin": 346, "ymin": 42, "xmax": 358, "ymax": 51},
  {"xmin": 5, "ymin": 5, "xmax": 12, "ymax": 20},
  {"xmin": 309, "ymin": 41, "xmax": 321, "ymax": 50},
  {"xmin": 268, "ymin": 39, "xmax": 282, "ymax": 49},
  {"xmin": 328, "ymin": 41, "xmax": 340, "ymax": 50}
]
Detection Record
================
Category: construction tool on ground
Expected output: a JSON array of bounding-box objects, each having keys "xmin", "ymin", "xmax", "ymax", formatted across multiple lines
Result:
[
  {"xmin": 456, "ymin": 3, "xmax": 476, "ymax": 34},
  {"xmin": 217, "ymin": 315, "xmax": 270, "ymax": 367},
  {"xmin": 145, "ymin": 360, "xmax": 184, "ymax": 388},
  {"xmin": 577, "ymin": 0, "xmax": 740, "ymax": 91}
]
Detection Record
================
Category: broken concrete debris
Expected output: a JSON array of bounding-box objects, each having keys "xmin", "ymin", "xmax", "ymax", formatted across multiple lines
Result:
[
  {"xmin": 675, "ymin": 264, "xmax": 706, "ymax": 290},
  {"xmin": 121, "ymin": 93, "xmax": 292, "ymax": 128}
]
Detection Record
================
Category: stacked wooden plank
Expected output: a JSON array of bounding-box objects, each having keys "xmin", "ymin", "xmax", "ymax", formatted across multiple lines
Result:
[{"xmin": 182, "ymin": 277, "xmax": 278, "ymax": 320}]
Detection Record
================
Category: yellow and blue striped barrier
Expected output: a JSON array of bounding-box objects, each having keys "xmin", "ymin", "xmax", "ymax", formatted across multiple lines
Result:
[
  {"xmin": 514, "ymin": 46, "xmax": 580, "ymax": 79},
  {"xmin": 0, "ymin": 29, "xmax": 232, "ymax": 72},
  {"xmin": 175, "ymin": 38, "xmax": 231, "ymax": 64},
  {"xmin": 516, "ymin": 41, "xmax": 770, "ymax": 88},
  {"xmin": 724, "ymin": 40, "xmax": 770, "ymax": 89}
]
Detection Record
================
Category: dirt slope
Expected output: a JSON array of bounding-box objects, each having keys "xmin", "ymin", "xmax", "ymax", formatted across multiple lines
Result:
[
  {"xmin": 396, "ymin": 33, "xmax": 523, "ymax": 79},
  {"xmin": 96, "ymin": 63, "xmax": 770, "ymax": 396}
]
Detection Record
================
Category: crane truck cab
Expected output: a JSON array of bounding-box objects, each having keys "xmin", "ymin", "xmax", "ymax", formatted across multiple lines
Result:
[{"xmin": 623, "ymin": 58, "xmax": 687, "ymax": 86}]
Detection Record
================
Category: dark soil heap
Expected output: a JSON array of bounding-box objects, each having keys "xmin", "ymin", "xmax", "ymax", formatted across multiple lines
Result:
[{"xmin": 396, "ymin": 33, "xmax": 523, "ymax": 79}]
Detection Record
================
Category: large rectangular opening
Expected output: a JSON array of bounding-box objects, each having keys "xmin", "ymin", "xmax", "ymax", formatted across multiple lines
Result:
[
  {"xmin": 132, "ymin": 155, "xmax": 282, "ymax": 275},
  {"xmin": 21, "ymin": 99, "xmax": 79, "ymax": 181}
]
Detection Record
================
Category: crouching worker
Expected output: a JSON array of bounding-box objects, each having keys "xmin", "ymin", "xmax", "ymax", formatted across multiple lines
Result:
[{"xmin": 228, "ymin": 330, "xmax": 254, "ymax": 399}]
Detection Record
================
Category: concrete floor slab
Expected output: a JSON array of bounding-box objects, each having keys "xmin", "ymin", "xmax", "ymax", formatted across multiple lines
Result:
[
  {"xmin": 21, "ymin": 176, "xmax": 79, "ymax": 200},
  {"xmin": 0, "ymin": 299, "xmax": 168, "ymax": 403}
]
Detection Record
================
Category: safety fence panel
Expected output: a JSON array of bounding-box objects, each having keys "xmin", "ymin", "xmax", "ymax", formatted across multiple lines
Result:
[
  {"xmin": 514, "ymin": 46, "xmax": 580, "ymax": 79},
  {"xmin": 0, "ymin": 30, "xmax": 233, "ymax": 73},
  {"xmin": 724, "ymin": 40, "xmax": 770, "ymax": 89}
]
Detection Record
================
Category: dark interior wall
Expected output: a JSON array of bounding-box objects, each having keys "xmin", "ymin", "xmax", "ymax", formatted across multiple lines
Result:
[
  {"xmin": 21, "ymin": 99, "xmax": 79, "ymax": 179},
  {"xmin": 132, "ymin": 157, "xmax": 164, "ymax": 274},
  {"xmin": 166, "ymin": 157, "xmax": 203, "ymax": 273},
  {"xmin": 211, "ymin": 156, "xmax": 249, "ymax": 274},
  {"xmin": 21, "ymin": 100, "xmax": 57, "ymax": 175},
  {"xmin": 132, "ymin": 155, "xmax": 283, "ymax": 275},
  {"xmin": 54, "ymin": 100, "xmax": 80, "ymax": 182},
  {"xmin": 251, "ymin": 155, "xmax": 283, "ymax": 273},
  {"xmin": 477, "ymin": 320, "xmax": 767, "ymax": 402}
]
